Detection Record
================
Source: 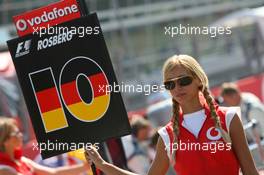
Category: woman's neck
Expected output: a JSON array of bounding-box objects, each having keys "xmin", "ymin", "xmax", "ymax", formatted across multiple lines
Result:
[
  {"xmin": 180, "ymin": 96, "xmax": 203, "ymax": 114},
  {"xmin": 5, "ymin": 147, "xmax": 15, "ymax": 161}
]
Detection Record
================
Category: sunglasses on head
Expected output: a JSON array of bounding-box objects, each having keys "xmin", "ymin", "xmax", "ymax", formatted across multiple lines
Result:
[{"xmin": 164, "ymin": 76, "xmax": 193, "ymax": 90}]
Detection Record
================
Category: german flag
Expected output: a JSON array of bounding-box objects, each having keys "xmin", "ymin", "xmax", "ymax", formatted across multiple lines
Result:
[
  {"xmin": 29, "ymin": 57, "xmax": 110, "ymax": 133},
  {"xmin": 61, "ymin": 72, "xmax": 110, "ymax": 121},
  {"xmin": 60, "ymin": 57, "xmax": 110, "ymax": 122},
  {"xmin": 29, "ymin": 68, "xmax": 68, "ymax": 133}
]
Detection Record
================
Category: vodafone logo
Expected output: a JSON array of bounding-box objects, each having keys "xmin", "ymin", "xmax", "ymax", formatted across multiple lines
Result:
[
  {"xmin": 16, "ymin": 19, "xmax": 27, "ymax": 31},
  {"xmin": 15, "ymin": 4, "xmax": 79, "ymax": 32},
  {"xmin": 206, "ymin": 127, "xmax": 221, "ymax": 141}
]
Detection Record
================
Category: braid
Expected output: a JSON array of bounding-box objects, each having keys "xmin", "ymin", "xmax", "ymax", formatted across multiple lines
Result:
[
  {"xmin": 203, "ymin": 87, "xmax": 231, "ymax": 143},
  {"xmin": 171, "ymin": 98, "xmax": 180, "ymax": 164},
  {"xmin": 172, "ymin": 98, "xmax": 180, "ymax": 137}
]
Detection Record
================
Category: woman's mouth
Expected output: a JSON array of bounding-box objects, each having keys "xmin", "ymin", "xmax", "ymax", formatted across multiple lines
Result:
[{"xmin": 176, "ymin": 93, "xmax": 186, "ymax": 97}]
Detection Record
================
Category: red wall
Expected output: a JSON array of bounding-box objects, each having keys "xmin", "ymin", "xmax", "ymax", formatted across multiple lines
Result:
[{"xmin": 211, "ymin": 73, "xmax": 264, "ymax": 102}]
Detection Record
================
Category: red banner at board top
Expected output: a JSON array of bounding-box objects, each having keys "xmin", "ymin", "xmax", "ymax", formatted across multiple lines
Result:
[{"xmin": 13, "ymin": 0, "xmax": 81, "ymax": 37}]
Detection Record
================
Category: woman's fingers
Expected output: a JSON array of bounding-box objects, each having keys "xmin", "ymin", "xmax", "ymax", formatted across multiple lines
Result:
[
  {"xmin": 84, "ymin": 145, "xmax": 107, "ymax": 170},
  {"xmin": 84, "ymin": 149, "xmax": 94, "ymax": 165},
  {"xmin": 85, "ymin": 147, "xmax": 96, "ymax": 158},
  {"xmin": 84, "ymin": 151, "xmax": 93, "ymax": 165},
  {"xmin": 84, "ymin": 145, "xmax": 102, "ymax": 166}
]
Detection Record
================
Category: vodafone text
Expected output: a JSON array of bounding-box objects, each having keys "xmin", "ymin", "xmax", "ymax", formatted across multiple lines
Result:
[{"xmin": 16, "ymin": 4, "xmax": 79, "ymax": 32}]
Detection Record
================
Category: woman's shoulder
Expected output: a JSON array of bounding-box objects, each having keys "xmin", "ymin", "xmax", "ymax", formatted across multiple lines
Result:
[
  {"xmin": 217, "ymin": 106, "xmax": 241, "ymax": 118},
  {"xmin": 159, "ymin": 121, "xmax": 174, "ymax": 131},
  {"xmin": 157, "ymin": 122, "xmax": 174, "ymax": 144},
  {"xmin": 217, "ymin": 106, "xmax": 241, "ymax": 133}
]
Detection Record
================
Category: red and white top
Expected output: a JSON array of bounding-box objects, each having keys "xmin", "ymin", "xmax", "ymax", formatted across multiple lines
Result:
[
  {"xmin": 158, "ymin": 103, "xmax": 241, "ymax": 175},
  {"xmin": 0, "ymin": 150, "xmax": 35, "ymax": 175}
]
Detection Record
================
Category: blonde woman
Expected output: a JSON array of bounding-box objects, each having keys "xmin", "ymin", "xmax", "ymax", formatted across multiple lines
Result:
[
  {"xmin": 0, "ymin": 117, "xmax": 90, "ymax": 175},
  {"xmin": 85, "ymin": 55, "xmax": 259, "ymax": 175}
]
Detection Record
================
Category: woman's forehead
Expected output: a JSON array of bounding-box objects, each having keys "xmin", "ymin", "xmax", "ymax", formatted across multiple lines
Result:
[{"xmin": 166, "ymin": 65, "xmax": 191, "ymax": 78}]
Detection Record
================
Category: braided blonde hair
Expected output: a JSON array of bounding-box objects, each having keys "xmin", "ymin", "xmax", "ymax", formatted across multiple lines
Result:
[{"xmin": 162, "ymin": 55, "xmax": 231, "ymax": 163}]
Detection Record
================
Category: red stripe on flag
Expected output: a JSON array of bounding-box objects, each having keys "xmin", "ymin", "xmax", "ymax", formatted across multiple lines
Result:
[
  {"xmin": 89, "ymin": 73, "xmax": 109, "ymax": 97},
  {"xmin": 61, "ymin": 80, "xmax": 80, "ymax": 106},
  {"xmin": 61, "ymin": 72, "xmax": 109, "ymax": 106},
  {"xmin": 36, "ymin": 87, "xmax": 62, "ymax": 113}
]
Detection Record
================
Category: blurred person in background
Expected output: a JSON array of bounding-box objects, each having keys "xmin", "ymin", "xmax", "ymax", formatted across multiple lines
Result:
[
  {"xmin": 220, "ymin": 82, "xmax": 264, "ymax": 132},
  {"xmin": 0, "ymin": 117, "xmax": 90, "ymax": 175},
  {"xmin": 0, "ymin": 77, "xmax": 31, "ymax": 142},
  {"xmin": 85, "ymin": 55, "xmax": 259, "ymax": 175},
  {"xmin": 221, "ymin": 82, "xmax": 264, "ymax": 161},
  {"xmin": 121, "ymin": 117, "xmax": 153, "ymax": 174}
]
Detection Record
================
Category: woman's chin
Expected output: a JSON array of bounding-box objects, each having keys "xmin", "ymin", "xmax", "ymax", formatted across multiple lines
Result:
[
  {"xmin": 177, "ymin": 97, "xmax": 194, "ymax": 106},
  {"xmin": 175, "ymin": 96, "xmax": 187, "ymax": 103},
  {"xmin": 15, "ymin": 142, "xmax": 23, "ymax": 149}
]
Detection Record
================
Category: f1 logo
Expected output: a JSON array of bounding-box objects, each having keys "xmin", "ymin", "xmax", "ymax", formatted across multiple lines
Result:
[{"xmin": 15, "ymin": 40, "xmax": 31, "ymax": 58}]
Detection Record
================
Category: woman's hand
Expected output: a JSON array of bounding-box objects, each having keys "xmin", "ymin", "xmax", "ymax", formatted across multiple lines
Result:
[
  {"xmin": 84, "ymin": 145, "xmax": 106, "ymax": 169},
  {"xmin": 84, "ymin": 145, "xmax": 139, "ymax": 175}
]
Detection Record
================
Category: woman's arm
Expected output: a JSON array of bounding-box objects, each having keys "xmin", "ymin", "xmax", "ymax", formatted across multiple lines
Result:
[
  {"xmin": 85, "ymin": 137, "xmax": 170, "ymax": 175},
  {"xmin": 85, "ymin": 146, "xmax": 138, "ymax": 175},
  {"xmin": 147, "ymin": 137, "xmax": 170, "ymax": 175},
  {"xmin": 23, "ymin": 157, "xmax": 89, "ymax": 175},
  {"xmin": 0, "ymin": 166, "xmax": 20, "ymax": 175},
  {"xmin": 230, "ymin": 114, "xmax": 259, "ymax": 175},
  {"xmin": 0, "ymin": 169, "xmax": 21, "ymax": 175}
]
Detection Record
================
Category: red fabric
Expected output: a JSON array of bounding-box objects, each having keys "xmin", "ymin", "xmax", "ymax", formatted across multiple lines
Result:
[
  {"xmin": 13, "ymin": 148, "xmax": 23, "ymax": 160},
  {"xmin": 165, "ymin": 103, "xmax": 240, "ymax": 175},
  {"xmin": 0, "ymin": 150, "xmax": 34, "ymax": 175}
]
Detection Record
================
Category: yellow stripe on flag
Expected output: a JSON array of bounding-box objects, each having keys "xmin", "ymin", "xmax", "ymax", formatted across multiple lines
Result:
[
  {"xmin": 67, "ymin": 94, "xmax": 110, "ymax": 121},
  {"xmin": 42, "ymin": 108, "xmax": 68, "ymax": 132}
]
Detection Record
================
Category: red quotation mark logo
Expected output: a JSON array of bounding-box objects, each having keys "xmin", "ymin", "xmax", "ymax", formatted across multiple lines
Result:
[
  {"xmin": 29, "ymin": 56, "xmax": 110, "ymax": 133},
  {"xmin": 206, "ymin": 127, "xmax": 222, "ymax": 141},
  {"xmin": 16, "ymin": 19, "xmax": 28, "ymax": 32}
]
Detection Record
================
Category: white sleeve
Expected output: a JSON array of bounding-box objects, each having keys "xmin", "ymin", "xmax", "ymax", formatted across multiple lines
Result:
[
  {"xmin": 225, "ymin": 106, "xmax": 242, "ymax": 133},
  {"xmin": 158, "ymin": 127, "xmax": 171, "ymax": 159},
  {"xmin": 121, "ymin": 135, "xmax": 134, "ymax": 159}
]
